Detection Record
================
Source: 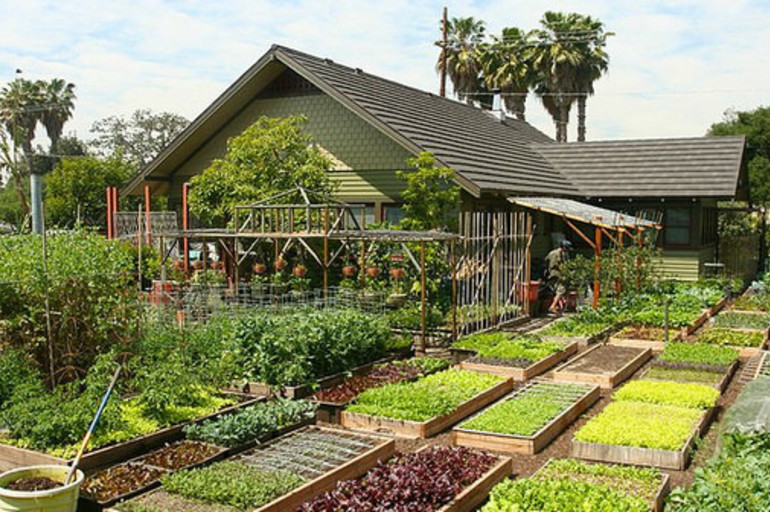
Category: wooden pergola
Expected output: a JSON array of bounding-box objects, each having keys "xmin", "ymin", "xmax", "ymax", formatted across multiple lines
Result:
[{"xmin": 509, "ymin": 197, "xmax": 662, "ymax": 308}]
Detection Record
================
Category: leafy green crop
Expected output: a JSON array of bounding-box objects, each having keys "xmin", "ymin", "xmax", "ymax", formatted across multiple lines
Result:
[
  {"xmin": 574, "ymin": 401, "xmax": 702, "ymax": 450},
  {"xmin": 613, "ymin": 380, "xmax": 719, "ymax": 409},
  {"xmin": 698, "ymin": 328, "xmax": 765, "ymax": 347},
  {"xmin": 481, "ymin": 477, "xmax": 649, "ymax": 512},
  {"xmin": 642, "ymin": 366, "xmax": 723, "ymax": 385},
  {"xmin": 461, "ymin": 382, "xmax": 587, "ymax": 436},
  {"xmin": 713, "ymin": 311, "xmax": 770, "ymax": 330},
  {"xmin": 347, "ymin": 369, "xmax": 505, "ymax": 422},
  {"xmin": 538, "ymin": 459, "xmax": 662, "ymax": 504},
  {"xmin": 538, "ymin": 313, "xmax": 613, "ymax": 338},
  {"xmin": 476, "ymin": 335, "xmax": 563, "ymax": 362},
  {"xmin": 659, "ymin": 342, "xmax": 739, "ymax": 367},
  {"xmin": 732, "ymin": 294, "xmax": 770, "ymax": 312},
  {"xmin": 451, "ymin": 331, "xmax": 509, "ymax": 351},
  {"xmin": 183, "ymin": 399, "xmax": 317, "ymax": 447},
  {"xmin": 162, "ymin": 461, "xmax": 304, "ymax": 509}
]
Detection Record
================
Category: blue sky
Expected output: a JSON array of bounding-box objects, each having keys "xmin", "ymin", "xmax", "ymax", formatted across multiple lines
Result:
[{"xmin": 2, "ymin": 0, "xmax": 770, "ymax": 144}]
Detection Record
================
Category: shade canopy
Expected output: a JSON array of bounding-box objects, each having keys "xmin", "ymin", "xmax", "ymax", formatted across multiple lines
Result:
[{"xmin": 508, "ymin": 197, "xmax": 661, "ymax": 230}]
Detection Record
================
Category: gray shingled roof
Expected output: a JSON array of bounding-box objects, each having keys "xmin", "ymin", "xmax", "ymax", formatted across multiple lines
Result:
[
  {"xmin": 533, "ymin": 136, "xmax": 746, "ymax": 198},
  {"xmin": 274, "ymin": 46, "xmax": 574, "ymax": 197}
]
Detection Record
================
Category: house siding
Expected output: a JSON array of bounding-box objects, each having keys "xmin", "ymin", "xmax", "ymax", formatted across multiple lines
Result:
[{"xmin": 169, "ymin": 93, "xmax": 411, "ymax": 202}]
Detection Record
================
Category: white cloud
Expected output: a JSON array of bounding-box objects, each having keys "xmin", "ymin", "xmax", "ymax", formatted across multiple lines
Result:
[{"xmin": 2, "ymin": 0, "xmax": 770, "ymax": 143}]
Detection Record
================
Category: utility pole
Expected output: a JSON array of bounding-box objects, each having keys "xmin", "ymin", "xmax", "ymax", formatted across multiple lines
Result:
[{"xmin": 439, "ymin": 6, "xmax": 448, "ymax": 98}]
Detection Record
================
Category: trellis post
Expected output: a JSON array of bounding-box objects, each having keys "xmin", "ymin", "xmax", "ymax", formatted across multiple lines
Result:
[
  {"xmin": 450, "ymin": 238, "xmax": 457, "ymax": 343},
  {"xmin": 182, "ymin": 183, "xmax": 190, "ymax": 276},
  {"xmin": 144, "ymin": 184, "xmax": 152, "ymax": 245},
  {"xmin": 420, "ymin": 241, "xmax": 427, "ymax": 355},
  {"xmin": 593, "ymin": 226, "xmax": 601, "ymax": 308},
  {"xmin": 524, "ymin": 214, "xmax": 532, "ymax": 316}
]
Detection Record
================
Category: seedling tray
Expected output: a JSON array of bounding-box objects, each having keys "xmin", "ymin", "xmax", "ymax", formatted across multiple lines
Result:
[
  {"xmin": 0, "ymin": 394, "xmax": 262, "ymax": 473},
  {"xmin": 341, "ymin": 378, "xmax": 514, "ymax": 438},
  {"xmin": 552, "ymin": 344, "xmax": 652, "ymax": 389},
  {"xmin": 452, "ymin": 381, "xmax": 600, "ymax": 455},
  {"xmin": 571, "ymin": 407, "xmax": 715, "ymax": 470},
  {"xmin": 459, "ymin": 342, "xmax": 578, "ymax": 380}
]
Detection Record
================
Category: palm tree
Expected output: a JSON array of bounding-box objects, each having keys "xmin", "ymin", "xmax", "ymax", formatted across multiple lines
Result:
[
  {"xmin": 437, "ymin": 16, "xmax": 486, "ymax": 103},
  {"xmin": 479, "ymin": 27, "xmax": 533, "ymax": 120},
  {"xmin": 530, "ymin": 11, "xmax": 587, "ymax": 142},
  {"xmin": 40, "ymin": 78, "xmax": 76, "ymax": 159},
  {"xmin": 573, "ymin": 16, "xmax": 612, "ymax": 142}
]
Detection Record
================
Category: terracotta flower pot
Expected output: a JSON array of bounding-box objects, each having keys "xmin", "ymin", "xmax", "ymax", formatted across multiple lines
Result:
[
  {"xmin": 342, "ymin": 265, "xmax": 357, "ymax": 278},
  {"xmin": 211, "ymin": 260, "xmax": 225, "ymax": 271},
  {"xmin": 253, "ymin": 262, "xmax": 267, "ymax": 275},
  {"xmin": 274, "ymin": 259, "xmax": 288, "ymax": 271},
  {"xmin": 192, "ymin": 260, "xmax": 205, "ymax": 271},
  {"xmin": 366, "ymin": 267, "xmax": 381, "ymax": 279},
  {"xmin": 293, "ymin": 265, "xmax": 308, "ymax": 277},
  {"xmin": 390, "ymin": 267, "xmax": 405, "ymax": 280},
  {"xmin": 172, "ymin": 259, "xmax": 185, "ymax": 272}
]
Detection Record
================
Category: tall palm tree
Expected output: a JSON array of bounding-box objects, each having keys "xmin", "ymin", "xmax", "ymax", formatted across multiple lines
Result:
[
  {"xmin": 40, "ymin": 78, "xmax": 76, "ymax": 159},
  {"xmin": 573, "ymin": 16, "xmax": 612, "ymax": 142},
  {"xmin": 437, "ymin": 16, "xmax": 486, "ymax": 103},
  {"xmin": 479, "ymin": 27, "xmax": 534, "ymax": 120},
  {"xmin": 530, "ymin": 11, "xmax": 586, "ymax": 142}
]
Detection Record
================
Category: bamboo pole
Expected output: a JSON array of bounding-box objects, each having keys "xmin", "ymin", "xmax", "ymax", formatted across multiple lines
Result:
[
  {"xmin": 323, "ymin": 206, "xmax": 329, "ymax": 298},
  {"xmin": 106, "ymin": 187, "xmax": 113, "ymax": 239},
  {"xmin": 144, "ymin": 184, "xmax": 151, "ymax": 245},
  {"xmin": 451, "ymin": 239, "xmax": 457, "ymax": 343},
  {"xmin": 616, "ymin": 228, "xmax": 623, "ymax": 296},
  {"xmin": 593, "ymin": 227, "xmax": 601, "ymax": 308},
  {"xmin": 525, "ymin": 213, "xmax": 532, "ymax": 316},
  {"xmin": 182, "ymin": 183, "xmax": 190, "ymax": 277},
  {"xmin": 420, "ymin": 241, "xmax": 427, "ymax": 355}
]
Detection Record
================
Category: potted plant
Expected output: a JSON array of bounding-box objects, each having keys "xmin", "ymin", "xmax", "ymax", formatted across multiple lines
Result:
[
  {"xmin": 342, "ymin": 264, "xmax": 357, "ymax": 278},
  {"xmin": 365, "ymin": 266, "xmax": 381, "ymax": 279},
  {"xmin": 274, "ymin": 258, "xmax": 288, "ymax": 271},
  {"xmin": 0, "ymin": 465, "xmax": 85, "ymax": 511},
  {"xmin": 293, "ymin": 264, "xmax": 308, "ymax": 278},
  {"xmin": 191, "ymin": 260, "xmax": 205, "ymax": 271},
  {"xmin": 387, "ymin": 267, "xmax": 408, "ymax": 307},
  {"xmin": 211, "ymin": 260, "xmax": 225, "ymax": 271},
  {"xmin": 389, "ymin": 267, "xmax": 405, "ymax": 280},
  {"xmin": 253, "ymin": 262, "xmax": 267, "ymax": 275}
]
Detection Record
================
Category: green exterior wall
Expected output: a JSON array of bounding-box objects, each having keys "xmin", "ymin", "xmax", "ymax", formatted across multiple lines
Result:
[
  {"xmin": 170, "ymin": 93, "xmax": 412, "ymax": 206},
  {"xmin": 658, "ymin": 245, "xmax": 716, "ymax": 281}
]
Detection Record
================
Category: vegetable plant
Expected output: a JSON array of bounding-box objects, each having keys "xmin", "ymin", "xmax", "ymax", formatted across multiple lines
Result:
[
  {"xmin": 713, "ymin": 311, "xmax": 770, "ymax": 330},
  {"xmin": 642, "ymin": 366, "xmax": 723, "ymax": 385},
  {"xmin": 162, "ymin": 461, "xmax": 304, "ymax": 509},
  {"xmin": 574, "ymin": 401, "xmax": 702, "ymax": 450},
  {"xmin": 346, "ymin": 369, "xmax": 505, "ymax": 422},
  {"xmin": 659, "ymin": 342, "xmax": 739, "ymax": 367},
  {"xmin": 451, "ymin": 331, "xmax": 509, "ymax": 351},
  {"xmin": 183, "ymin": 399, "xmax": 317, "ymax": 447},
  {"xmin": 697, "ymin": 328, "xmax": 765, "ymax": 347},
  {"xmin": 460, "ymin": 382, "xmax": 588, "ymax": 436},
  {"xmin": 299, "ymin": 446, "xmax": 496, "ymax": 511},
  {"xmin": 613, "ymin": 380, "xmax": 719, "ymax": 409},
  {"xmin": 475, "ymin": 335, "xmax": 563, "ymax": 362}
]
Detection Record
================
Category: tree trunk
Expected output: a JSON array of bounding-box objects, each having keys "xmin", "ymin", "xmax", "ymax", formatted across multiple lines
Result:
[
  {"xmin": 10, "ymin": 167, "xmax": 30, "ymax": 217},
  {"xmin": 577, "ymin": 96, "xmax": 587, "ymax": 142}
]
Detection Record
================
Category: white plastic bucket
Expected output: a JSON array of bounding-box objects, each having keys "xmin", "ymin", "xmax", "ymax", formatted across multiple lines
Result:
[{"xmin": 0, "ymin": 465, "xmax": 83, "ymax": 512}]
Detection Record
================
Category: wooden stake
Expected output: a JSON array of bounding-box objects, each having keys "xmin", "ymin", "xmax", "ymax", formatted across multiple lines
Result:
[
  {"xmin": 593, "ymin": 227, "xmax": 601, "ymax": 308},
  {"xmin": 420, "ymin": 241, "xmax": 427, "ymax": 354}
]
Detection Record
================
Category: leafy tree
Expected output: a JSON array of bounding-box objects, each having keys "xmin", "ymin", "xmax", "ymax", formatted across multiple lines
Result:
[
  {"xmin": 397, "ymin": 151, "xmax": 460, "ymax": 231},
  {"xmin": 710, "ymin": 106, "xmax": 770, "ymax": 204},
  {"xmin": 89, "ymin": 109, "xmax": 188, "ymax": 170},
  {"xmin": 188, "ymin": 115, "xmax": 334, "ymax": 226},
  {"xmin": 437, "ymin": 17, "xmax": 487, "ymax": 103},
  {"xmin": 45, "ymin": 156, "xmax": 133, "ymax": 227}
]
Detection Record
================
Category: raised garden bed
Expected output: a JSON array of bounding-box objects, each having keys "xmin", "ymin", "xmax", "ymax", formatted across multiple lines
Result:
[
  {"xmin": 79, "ymin": 440, "xmax": 225, "ymax": 511},
  {"xmin": 157, "ymin": 426, "xmax": 394, "ymax": 512},
  {"xmin": 309, "ymin": 357, "xmax": 451, "ymax": 423},
  {"xmin": 641, "ymin": 360, "xmax": 738, "ymax": 393},
  {"xmin": 452, "ymin": 380, "xmax": 599, "ymax": 455},
  {"xmin": 0, "ymin": 394, "xmax": 261, "ymax": 474},
  {"xmin": 682, "ymin": 308, "xmax": 712, "ymax": 336},
  {"xmin": 712, "ymin": 311, "xmax": 770, "ymax": 331},
  {"xmin": 341, "ymin": 370, "xmax": 513, "ymax": 438},
  {"xmin": 534, "ymin": 318, "xmax": 619, "ymax": 348},
  {"xmin": 608, "ymin": 324, "xmax": 682, "ymax": 353},
  {"xmin": 244, "ymin": 356, "xmax": 395, "ymax": 399},
  {"xmin": 532, "ymin": 458, "xmax": 670, "ymax": 512},
  {"xmin": 459, "ymin": 340, "xmax": 577, "ymax": 380},
  {"xmin": 298, "ymin": 445, "xmax": 511, "ymax": 512},
  {"xmin": 551, "ymin": 344, "xmax": 652, "ymax": 389},
  {"xmin": 695, "ymin": 326, "xmax": 769, "ymax": 357}
]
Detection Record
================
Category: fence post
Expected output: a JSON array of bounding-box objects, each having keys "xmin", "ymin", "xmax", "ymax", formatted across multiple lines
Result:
[{"xmin": 524, "ymin": 214, "xmax": 532, "ymax": 316}]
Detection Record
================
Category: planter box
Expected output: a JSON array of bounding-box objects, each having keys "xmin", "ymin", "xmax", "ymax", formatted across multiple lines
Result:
[
  {"xmin": 642, "ymin": 361, "xmax": 738, "ymax": 394},
  {"xmin": 531, "ymin": 458, "xmax": 670, "ymax": 512},
  {"xmin": 0, "ymin": 395, "xmax": 262, "ymax": 473},
  {"xmin": 697, "ymin": 327, "xmax": 770, "ymax": 358},
  {"xmin": 683, "ymin": 309, "xmax": 712, "ymax": 336},
  {"xmin": 452, "ymin": 383, "xmax": 600, "ymax": 455},
  {"xmin": 571, "ymin": 408, "xmax": 715, "ymax": 470},
  {"xmin": 433, "ymin": 450, "xmax": 512, "ymax": 512},
  {"xmin": 449, "ymin": 346, "xmax": 478, "ymax": 363},
  {"xmin": 536, "ymin": 322, "xmax": 621, "ymax": 348},
  {"xmin": 608, "ymin": 327, "xmax": 682, "ymax": 353},
  {"xmin": 459, "ymin": 342, "xmax": 578, "ymax": 380},
  {"xmin": 255, "ymin": 427, "xmax": 395, "ymax": 512},
  {"xmin": 709, "ymin": 296, "xmax": 728, "ymax": 316},
  {"xmin": 340, "ymin": 378, "xmax": 514, "ymax": 438},
  {"xmin": 245, "ymin": 356, "xmax": 395, "ymax": 399},
  {"xmin": 552, "ymin": 345, "xmax": 652, "ymax": 389}
]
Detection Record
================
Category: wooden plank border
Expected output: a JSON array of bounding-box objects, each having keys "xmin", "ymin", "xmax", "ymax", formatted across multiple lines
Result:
[
  {"xmin": 437, "ymin": 453, "xmax": 512, "ymax": 512},
  {"xmin": 452, "ymin": 384, "xmax": 600, "ymax": 455},
  {"xmin": 458, "ymin": 342, "xmax": 578, "ymax": 380},
  {"xmin": 340, "ymin": 378, "xmax": 514, "ymax": 438},
  {"xmin": 571, "ymin": 408, "xmax": 713, "ymax": 470},
  {"xmin": 552, "ymin": 345, "xmax": 652, "ymax": 389}
]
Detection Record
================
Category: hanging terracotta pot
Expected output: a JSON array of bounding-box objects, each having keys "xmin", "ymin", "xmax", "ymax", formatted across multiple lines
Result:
[
  {"xmin": 211, "ymin": 260, "xmax": 225, "ymax": 271},
  {"xmin": 342, "ymin": 265, "xmax": 357, "ymax": 278},
  {"xmin": 192, "ymin": 260, "xmax": 205, "ymax": 271},
  {"xmin": 172, "ymin": 259, "xmax": 185, "ymax": 272},
  {"xmin": 390, "ymin": 267, "xmax": 405, "ymax": 280},
  {"xmin": 293, "ymin": 264, "xmax": 308, "ymax": 277},
  {"xmin": 253, "ymin": 262, "xmax": 267, "ymax": 275},
  {"xmin": 366, "ymin": 267, "xmax": 381, "ymax": 279},
  {"xmin": 274, "ymin": 258, "xmax": 288, "ymax": 271}
]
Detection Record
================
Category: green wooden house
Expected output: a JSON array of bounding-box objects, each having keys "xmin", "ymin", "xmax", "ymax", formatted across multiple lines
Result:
[{"xmin": 124, "ymin": 45, "xmax": 749, "ymax": 280}]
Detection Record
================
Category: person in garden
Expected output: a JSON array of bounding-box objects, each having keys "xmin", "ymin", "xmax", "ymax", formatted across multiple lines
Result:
[{"xmin": 545, "ymin": 239, "xmax": 572, "ymax": 315}]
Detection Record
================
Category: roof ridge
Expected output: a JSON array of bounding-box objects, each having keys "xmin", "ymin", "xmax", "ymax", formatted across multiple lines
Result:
[{"xmin": 532, "ymin": 134, "xmax": 746, "ymax": 147}]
